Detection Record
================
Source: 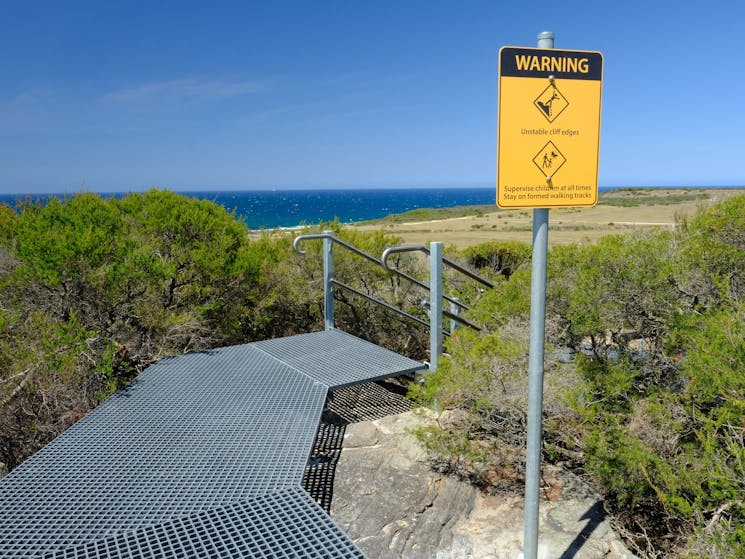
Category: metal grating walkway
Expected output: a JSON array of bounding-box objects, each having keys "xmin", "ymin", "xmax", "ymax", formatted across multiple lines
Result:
[{"xmin": 0, "ymin": 330, "xmax": 425, "ymax": 558}]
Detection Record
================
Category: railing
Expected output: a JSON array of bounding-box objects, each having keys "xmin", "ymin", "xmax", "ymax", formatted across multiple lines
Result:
[{"xmin": 293, "ymin": 231, "xmax": 494, "ymax": 372}]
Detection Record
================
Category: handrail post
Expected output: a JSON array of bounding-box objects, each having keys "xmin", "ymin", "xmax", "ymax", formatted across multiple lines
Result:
[
  {"xmin": 429, "ymin": 242, "xmax": 443, "ymax": 372},
  {"xmin": 323, "ymin": 230, "xmax": 334, "ymax": 331},
  {"xmin": 450, "ymin": 298, "xmax": 461, "ymax": 334}
]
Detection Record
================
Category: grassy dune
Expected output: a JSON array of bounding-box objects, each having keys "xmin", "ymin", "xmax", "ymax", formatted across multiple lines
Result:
[{"xmin": 353, "ymin": 188, "xmax": 745, "ymax": 248}]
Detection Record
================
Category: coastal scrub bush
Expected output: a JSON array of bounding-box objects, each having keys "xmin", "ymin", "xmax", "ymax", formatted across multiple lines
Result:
[
  {"xmin": 545, "ymin": 214, "xmax": 743, "ymax": 555},
  {"xmin": 569, "ymin": 301, "xmax": 745, "ymax": 557},
  {"xmin": 0, "ymin": 309, "xmax": 98, "ymax": 469},
  {"xmin": 409, "ymin": 326, "xmax": 530, "ymax": 490},
  {"xmin": 411, "ymin": 195, "xmax": 745, "ymax": 557},
  {"xmin": 8, "ymin": 190, "xmax": 263, "ymax": 361},
  {"xmin": 0, "ymin": 190, "xmax": 266, "ymax": 469},
  {"xmin": 462, "ymin": 240, "xmax": 531, "ymax": 279},
  {"xmin": 110, "ymin": 190, "xmax": 263, "ymax": 354},
  {"xmin": 547, "ymin": 232, "xmax": 679, "ymax": 353},
  {"xmin": 675, "ymin": 194, "xmax": 745, "ymax": 306}
]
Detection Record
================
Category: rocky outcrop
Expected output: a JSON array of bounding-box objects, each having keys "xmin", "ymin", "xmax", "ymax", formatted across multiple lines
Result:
[{"xmin": 330, "ymin": 410, "xmax": 637, "ymax": 559}]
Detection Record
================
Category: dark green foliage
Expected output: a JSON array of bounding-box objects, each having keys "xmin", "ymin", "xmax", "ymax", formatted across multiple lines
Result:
[
  {"xmin": 548, "ymin": 232, "xmax": 680, "ymax": 352},
  {"xmin": 462, "ymin": 241, "xmax": 531, "ymax": 279},
  {"xmin": 8, "ymin": 190, "xmax": 262, "ymax": 360},
  {"xmin": 412, "ymin": 195, "xmax": 745, "ymax": 557},
  {"xmin": 676, "ymin": 194, "xmax": 745, "ymax": 305},
  {"xmin": 0, "ymin": 191, "xmax": 269, "ymax": 468}
]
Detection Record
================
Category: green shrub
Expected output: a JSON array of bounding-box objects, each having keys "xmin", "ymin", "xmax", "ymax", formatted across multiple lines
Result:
[
  {"xmin": 462, "ymin": 240, "xmax": 531, "ymax": 279},
  {"xmin": 0, "ymin": 191, "xmax": 269, "ymax": 468},
  {"xmin": 412, "ymin": 195, "xmax": 745, "ymax": 556},
  {"xmin": 676, "ymin": 194, "xmax": 745, "ymax": 305}
]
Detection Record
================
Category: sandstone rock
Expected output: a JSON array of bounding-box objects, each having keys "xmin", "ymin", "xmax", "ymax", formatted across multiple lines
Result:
[{"xmin": 330, "ymin": 411, "xmax": 637, "ymax": 559}]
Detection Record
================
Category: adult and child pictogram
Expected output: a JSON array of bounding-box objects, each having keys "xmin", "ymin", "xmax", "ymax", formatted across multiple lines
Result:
[{"xmin": 532, "ymin": 141, "xmax": 566, "ymax": 178}]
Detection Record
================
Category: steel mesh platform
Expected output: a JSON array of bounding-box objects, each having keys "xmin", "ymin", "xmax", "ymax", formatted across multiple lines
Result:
[
  {"xmin": 46, "ymin": 488, "xmax": 365, "ymax": 559},
  {"xmin": 255, "ymin": 329, "xmax": 423, "ymax": 389},
  {"xmin": 0, "ymin": 331, "xmax": 424, "ymax": 558}
]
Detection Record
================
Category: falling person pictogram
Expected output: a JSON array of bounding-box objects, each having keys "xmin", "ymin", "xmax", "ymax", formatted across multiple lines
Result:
[
  {"xmin": 533, "ymin": 84, "xmax": 569, "ymax": 123},
  {"xmin": 536, "ymin": 90, "xmax": 560, "ymax": 119}
]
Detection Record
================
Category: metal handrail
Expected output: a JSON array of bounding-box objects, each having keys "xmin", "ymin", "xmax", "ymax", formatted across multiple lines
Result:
[
  {"xmin": 294, "ymin": 232, "xmax": 468, "ymax": 310},
  {"xmin": 331, "ymin": 279, "xmax": 431, "ymax": 330},
  {"xmin": 444, "ymin": 309, "xmax": 481, "ymax": 331},
  {"xmin": 333, "ymin": 279, "xmax": 481, "ymax": 333},
  {"xmin": 420, "ymin": 299, "xmax": 483, "ymax": 332},
  {"xmin": 294, "ymin": 233, "xmax": 381, "ymax": 267},
  {"xmin": 294, "ymin": 231, "xmax": 491, "ymax": 327},
  {"xmin": 381, "ymin": 244, "xmax": 495, "ymax": 289}
]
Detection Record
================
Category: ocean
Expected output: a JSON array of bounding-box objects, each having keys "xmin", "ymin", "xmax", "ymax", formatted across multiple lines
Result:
[{"xmin": 0, "ymin": 187, "xmax": 498, "ymax": 229}]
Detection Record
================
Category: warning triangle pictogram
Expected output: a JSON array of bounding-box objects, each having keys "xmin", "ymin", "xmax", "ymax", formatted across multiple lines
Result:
[{"xmin": 534, "ymin": 84, "xmax": 569, "ymax": 123}]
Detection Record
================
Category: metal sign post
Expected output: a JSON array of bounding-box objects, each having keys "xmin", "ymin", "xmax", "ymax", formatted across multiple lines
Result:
[
  {"xmin": 522, "ymin": 31, "xmax": 554, "ymax": 559},
  {"xmin": 493, "ymin": 30, "xmax": 603, "ymax": 559},
  {"xmin": 496, "ymin": 30, "xmax": 603, "ymax": 558}
]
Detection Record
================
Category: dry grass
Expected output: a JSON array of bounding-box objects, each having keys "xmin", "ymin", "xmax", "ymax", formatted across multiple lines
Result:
[{"xmin": 352, "ymin": 188, "xmax": 745, "ymax": 249}]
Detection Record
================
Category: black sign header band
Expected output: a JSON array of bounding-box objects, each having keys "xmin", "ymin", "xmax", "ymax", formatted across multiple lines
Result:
[{"xmin": 500, "ymin": 47, "xmax": 603, "ymax": 81}]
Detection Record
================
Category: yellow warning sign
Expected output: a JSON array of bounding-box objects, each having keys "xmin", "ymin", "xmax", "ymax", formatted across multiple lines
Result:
[{"xmin": 497, "ymin": 46, "xmax": 603, "ymax": 209}]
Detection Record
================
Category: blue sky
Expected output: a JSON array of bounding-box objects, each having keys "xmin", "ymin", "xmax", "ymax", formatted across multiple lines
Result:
[{"xmin": 1, "ymin": 1, "xmax": 743, "ymax": 194}]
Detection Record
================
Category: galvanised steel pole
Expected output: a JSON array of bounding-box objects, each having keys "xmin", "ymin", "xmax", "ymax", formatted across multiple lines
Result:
[
  {"xmin": 523, "ymin": 29, "xmax": 553, "ymax": 559},
  {"xmin": 450, "ymin": 298, "xmax": 461, "ymax": 335},
  {"xmin": 429, "ymin": 241, "xmax": 443, "ymax": 372},
  {"xmin": 323, "ymin": 230, "xmax": 334, "ymax": 331}
]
